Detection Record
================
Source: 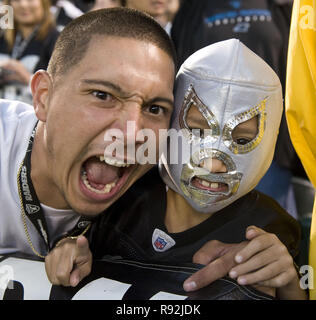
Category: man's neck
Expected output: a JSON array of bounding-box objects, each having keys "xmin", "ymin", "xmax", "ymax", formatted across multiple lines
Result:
[
  {"xmin": 30, "ymin": 123, "xmax": 70, "ymax": 210},
  {"xmin": 164, "ymin": 189, "xmax": 213, "ymax": 233}
]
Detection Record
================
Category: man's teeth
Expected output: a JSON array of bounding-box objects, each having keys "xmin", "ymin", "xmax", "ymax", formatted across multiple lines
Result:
[
  {"xmin": 81, "ymin": 171, "xmax": 117, "ymax": 194},
  {"xmin": 99, "ymin": 156, "xmax": 130, "ymax": 168}
]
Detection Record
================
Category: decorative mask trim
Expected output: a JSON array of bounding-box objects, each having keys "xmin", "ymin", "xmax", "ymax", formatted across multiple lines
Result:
[
  {"xmin": 222, "ymin": 98, "xmax": 267, "ymax": 154},
  {"xmin": 179, "ymin": 84, "xmax": 220, "ymax": 142}
]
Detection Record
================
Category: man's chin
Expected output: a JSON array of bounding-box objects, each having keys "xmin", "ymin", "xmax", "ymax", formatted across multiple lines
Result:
[{"xmin": 70, "ymin": 202, "xmax": 112, "ymax": 217}]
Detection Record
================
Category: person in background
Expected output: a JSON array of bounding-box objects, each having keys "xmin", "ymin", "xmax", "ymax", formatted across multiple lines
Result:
[
  {"xmin": 125, "ymin": 0, "xmax": 171, "ymax": 34},
  {"xmin": 90, "ymin": 0, "xmax": 124, "ymax": 11},
  {"xmin": 0, "ymin": 0, "xmax": 59, "ymax": 104},
  {"xmin": 50, "ymin": 0, "xmax": 83, "ymax": 31}
]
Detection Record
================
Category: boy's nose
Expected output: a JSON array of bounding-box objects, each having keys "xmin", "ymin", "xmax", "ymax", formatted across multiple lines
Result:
[{"xmin": 200, "ymin": 158, "xmax": 227, "ymax": 173}]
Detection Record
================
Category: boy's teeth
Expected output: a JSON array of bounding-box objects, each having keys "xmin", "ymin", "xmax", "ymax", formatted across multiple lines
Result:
[
  {"xmin": 201, "ymin": 180, "xmax": 210, "ymax": 187},
  {"xmin": 98, "ymin": 156, "xmax": 130, "ymax": 168},
  {"xmin": 198, "ymin": 178, "xmax": 219, "ymax": 189},
  {"xmin": 81, "ymin": 171, "xmax": 117, "ymax": 194}
]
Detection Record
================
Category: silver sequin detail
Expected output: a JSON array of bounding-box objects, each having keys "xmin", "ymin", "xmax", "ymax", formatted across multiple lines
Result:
[
  {"xmin": 222, "ymin": 98, "xmax": 267, "ymax": 154},
  {"xmin": 180, "ymin": 149, "xmax": 243, "ymax": 206},
  {"xmin": 179, "ymin": 84, "xmax": 220, "ymax": 142}
]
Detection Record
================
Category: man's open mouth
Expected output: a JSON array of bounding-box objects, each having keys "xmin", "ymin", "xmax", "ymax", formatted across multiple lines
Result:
[
  {"xmin": 191, "ymin": 176, "xmax": 229, "ymax": 193},
  {"xmin": 79, "ymin": 155, "xmax": 134, "ymax": 201}
]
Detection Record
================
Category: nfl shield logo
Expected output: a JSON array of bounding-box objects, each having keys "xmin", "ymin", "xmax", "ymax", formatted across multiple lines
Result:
[
  {"xmin": 152, "ymin": 228, "xmax": 176, "ymax": 252},
  {"xmin": 154, "ymin": 236, "xmax": 167, "ymax": 250}
]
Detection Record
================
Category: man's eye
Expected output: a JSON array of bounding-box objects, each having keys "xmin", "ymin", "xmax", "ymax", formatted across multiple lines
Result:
[
  {"xmin": 92, "ymin": 91, "xmax": 112, "ymax": 100},
  {"xmin": 148, "ymin": 105, "xmax": 164, "ymax": 115},
  {"xmin": 235, "ymin": 138, "xmax": 251, "ymax": 145}
]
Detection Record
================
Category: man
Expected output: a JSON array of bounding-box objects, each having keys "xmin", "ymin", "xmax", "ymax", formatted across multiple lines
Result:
[{"xmin": 0, "ymin": 8, "xmax": 175, "ymax": 258}]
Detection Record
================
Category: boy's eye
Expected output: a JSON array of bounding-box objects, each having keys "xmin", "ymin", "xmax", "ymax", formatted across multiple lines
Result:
[{"xmin": 235, "ymin": 137, "xmax": 251, "ymax": 145}]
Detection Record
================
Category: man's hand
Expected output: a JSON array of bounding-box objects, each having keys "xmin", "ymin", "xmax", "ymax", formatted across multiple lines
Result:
[
  {"xmin": 45, "ymin": 235, "xmax": 92, "ymax": 287},
  {"xmin": 183, "ymin": 239, "xmax": 248, "ymax": 292},
  {"xmin": 228, "ymin": 226, "xmax": 306, "ymax": 299},
  {"xmin": 228, "ymin": 226, "xmax": 296, "ymax": 287}
]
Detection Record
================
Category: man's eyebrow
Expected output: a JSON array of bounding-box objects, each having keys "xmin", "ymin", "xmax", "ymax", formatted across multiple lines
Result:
[
  {"xmin": 146, "ymin": 97, "xmax": 174, "ymax": 109},
  {"xmin": 81, "ymin": 79, "xmax": 128, "ymax": 95},
  {"xmin": 81, "ymin": 79, "xmax": 174, "ymax": 107}
]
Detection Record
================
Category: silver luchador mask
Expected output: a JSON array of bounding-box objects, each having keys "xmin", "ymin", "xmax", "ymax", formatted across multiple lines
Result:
[{"xmin": 159, "ymin": 39, "xmax": 283, "ymax": 213}]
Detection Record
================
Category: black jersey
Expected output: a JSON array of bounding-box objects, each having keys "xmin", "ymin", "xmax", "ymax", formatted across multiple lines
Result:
[{"xmin": 90, "ymin": 167, "xmax": 301, "ymax": 262}]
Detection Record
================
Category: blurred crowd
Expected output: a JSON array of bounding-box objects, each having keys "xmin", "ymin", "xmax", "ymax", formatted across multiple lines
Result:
[
  {"xmin": 0, "ymin": 0, "xmax": 180, "ymax": 105},
  {"xmin": 0, "ymin": 0, "xmax": 313, "ymax": 249}
]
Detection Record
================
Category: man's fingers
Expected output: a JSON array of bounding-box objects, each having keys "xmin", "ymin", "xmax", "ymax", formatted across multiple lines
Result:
[
  {"xmin": 184, "ymin": 258, "xmax": 231, "ymax": 292},
  {"xmin": 234, "ymin": 234, "xmax": 277, "ymax": 264},
  {"xmin": 55, "ymin": 247, "xmax": 76, "ymax": 286},
  {"xmin": 229, "ymin": 245, "xmax": 280, "ymax": 278},
  {"xmin": 69, "ymin": 268, "xmax": 81, "ymax": 287},
  {"xmin": 184, "ymin": 243, "xmax": 246, "ymax": 292},
  {"xmin": 75, "ymin": 236, "xmax": 90, "ymax": 258},
  {"xmin": 235, "ymin": 261, "xmax": 294, "ymax": 286},
  {"xmin": 192, "ymin": 240, "xmax": 235, "ymax": 265},
  {"xmin": 256, "ymin": 269, "xmax": 298, "ymax": 288},
  {"xmin": 245, "ymin": 225, "xmax": 266, "ymax": 240},
  {"xmin": 69, "ymin": 258, "xmax": 92, "ymax": 287},
  {"xmin": 45, "ymin": 239, "xmax": 78, "ymax": 286}
]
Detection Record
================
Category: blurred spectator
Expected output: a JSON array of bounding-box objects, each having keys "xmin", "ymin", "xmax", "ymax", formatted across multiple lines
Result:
[
  {"xmin": 90, "ymin": 0, "xmax": 124, "ymax": 11},
  {"xmin": 166, "ymin": 0, "xmax": 180, "ymax": 21},
  {"xmin": 125, "ymin": 0, "xmax": 172, "ymax": 33},
  {"xmin": 51, "ymin": 0, "xmax": 83, "ymax": 31},
  {"xmin": 171, "ymin": 0, "xmax": 303, "ymax": 218},
  {"xmin": 0, "ymin": 0, "xmax": 59, "ymax": 104}
]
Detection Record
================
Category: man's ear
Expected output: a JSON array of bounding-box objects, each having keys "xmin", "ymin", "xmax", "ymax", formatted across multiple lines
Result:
[{"xmin": 31, "ymin": 70, "xmax": 53, "ymax": 122}]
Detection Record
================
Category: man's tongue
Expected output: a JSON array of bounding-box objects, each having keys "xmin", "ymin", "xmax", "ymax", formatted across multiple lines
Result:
[{"xmin": 84, "ymin": 157, "xmax": 120, "ymax": 189}]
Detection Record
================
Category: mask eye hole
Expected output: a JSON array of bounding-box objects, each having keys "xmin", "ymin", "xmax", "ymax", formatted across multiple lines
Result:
[
  {"xmin": 179, "ymin": 85, "xmax": 220, "ymax": 141},
  {"xmin": 186, "ymin": 104, "xmax": 210, "ymax": 138},
  {"xmin": 222, "ymin": 97, "xmax": 267, "ymax": 154},
  {"xmin": 232, "ymin": 115, "xmax": 258, "ymax": 145}
]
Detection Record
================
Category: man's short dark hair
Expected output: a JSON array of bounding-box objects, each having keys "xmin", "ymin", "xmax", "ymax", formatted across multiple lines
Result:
[{"xmin": 47, "ymin": 8, "xmax": 176, "ymax": 79}]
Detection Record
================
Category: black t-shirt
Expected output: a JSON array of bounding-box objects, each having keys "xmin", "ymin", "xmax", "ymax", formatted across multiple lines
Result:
[{"xmin": 90, "ymin": 167, "xmax": 301, "ymax": 262}]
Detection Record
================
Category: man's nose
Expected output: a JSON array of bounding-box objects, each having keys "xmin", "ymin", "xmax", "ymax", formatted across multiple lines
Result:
[
  {"xmin": 200, "ymin": 158, "xmax": 227, "ymax": 173},
  {"xmin": 118, "ymin": 102, "xmax": 145, "ymax": 145}
]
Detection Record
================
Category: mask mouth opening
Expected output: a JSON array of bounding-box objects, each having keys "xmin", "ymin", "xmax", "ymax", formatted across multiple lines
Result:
[{"xmin": 191, "ymin": 176, "xmax": 229, "ymax": 194}]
